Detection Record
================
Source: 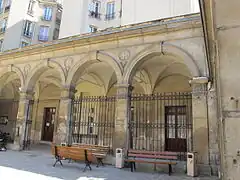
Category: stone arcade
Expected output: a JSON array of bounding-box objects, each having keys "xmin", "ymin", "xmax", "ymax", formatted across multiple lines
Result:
[{"xmin": 0, "ymin": 13, "xmax": 219, "ymax": 175}]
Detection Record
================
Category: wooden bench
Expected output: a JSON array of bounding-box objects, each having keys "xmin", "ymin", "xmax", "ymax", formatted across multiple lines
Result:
[
  {"xmin": 51, "ymin": 145, "xmax": 93, "ymax": 172},
  {"xmin": 125, "ymin": 150, "xmax": 178, "ymax": 175},
  {"xmin": 72, "ymin": 143, "xmax": 110, "ymax": 167}
]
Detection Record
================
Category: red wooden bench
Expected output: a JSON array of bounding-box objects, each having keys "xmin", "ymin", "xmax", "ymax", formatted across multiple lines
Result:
[
  {"xmin": 51, "ymin": 144, "xmax": 93, "ymax": 172},
  {"xmin": 125, "ymin": 150, "xmax": 178, "ymax": 175}
]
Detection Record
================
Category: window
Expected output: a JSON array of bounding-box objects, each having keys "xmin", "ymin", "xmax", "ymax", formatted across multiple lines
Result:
[
  {"xmin": 21, "ymin": 41, "xmax": 29, "ymax": 48},
  {"xmin": 53, "ymin": 28, "xmax": 59, "ymax": 40},
  {"xmin": 4, "ymin": 0, "xmax": 11, "ymax": 11},
  {"xmin": 106, "ymin": 2, "xmax": 115, "ymax": 20},
  {"xmin": 88, "ymin": 25, "xmax": 97, "ymax": 33},
  {"xmin": 43, "ymin": 7, "xmax": 52, "ymax": 21},
  {"xmin": 28, "ymin": 1, "xmax": 35, "ymax": 15},
  {"xmin": 39, "ymin": 26, "xmax": 49, "ymax": 41},
  {"xmin": 23, "ymin": 20, "xmax": 34, "ymax": 38},
  {"xmin": 0, "ymin": 0, "xmax": 3, "ymax": 13},
  {"xmin": 0, "ymin": 39, "xmax": 3, "ymax": 51},
  {"xmin": 89, "ymin": 1, "xmax": 101, "ymax": 19},
  {"xmin": 0, "ymin": 18, "xmax": 7, "ymax": 33}
]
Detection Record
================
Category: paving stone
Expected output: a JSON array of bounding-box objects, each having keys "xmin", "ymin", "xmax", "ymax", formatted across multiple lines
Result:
[{"xmin": 0, "ymin": 150, "xmax": 218, "ymax": 180}]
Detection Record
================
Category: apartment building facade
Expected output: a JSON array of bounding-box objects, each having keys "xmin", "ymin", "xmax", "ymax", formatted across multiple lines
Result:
[
  {"xmin": 0, "ymin": 0, "xmax": 62, "ymax": 52},
  {"xmin": 59, "ymin": 0, "xmax": 200, "ymax": 38}
]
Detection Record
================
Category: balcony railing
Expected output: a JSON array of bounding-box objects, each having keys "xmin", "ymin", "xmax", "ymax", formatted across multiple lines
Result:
[
  {"xmin": 41, "ymin": 16, "xmax": 52, "ymax": 21},
  {"xmin": 55, "ymin": 17, "xmax": 61, "ymax": 24},
  {"xmin": 105, "ymin": 13, "xmax": 115, "ymax": 21},
  {"xmin": 27, "ymin": 10, "xmax": 34, "ymax": 16},
  {"xmin": 38, "ymin": 35, "xmax": 48, "ymax": 42},
  {"xmin": 89, "ymin": 11, "xmax": 101, "ymax": 20},
  {"xmin": 23, "ymin": 31, "xmax": 32, "ymax": 38},
  {"xmin": 4, "ymin": 6, "xmax": 10, "ymax": 12},
  {"xmin": 0, "ymin": 27, "xmax": 6, "ymax": 34}
]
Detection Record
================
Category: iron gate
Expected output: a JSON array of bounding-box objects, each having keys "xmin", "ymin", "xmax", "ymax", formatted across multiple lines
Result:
[
  {"xmin": 129, "ymin": 92, "xmax": 192, "ymax": 160},
  {"xmin": 23, "ymin": 100, "xmax": 34, "ymax": 150},
  {"xmin": 71, "ymin": 95, "xmax": 116, "ymax": 149}
]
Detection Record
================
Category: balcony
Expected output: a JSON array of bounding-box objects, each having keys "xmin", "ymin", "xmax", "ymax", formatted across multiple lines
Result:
[
  {"xmin": 89, "ymin": 11, "xmax": 101, "ymax": 20},
  {"xmin": 105, "ymin": 13, "xmax": 115, "ymax": 21},
  {"xmin": 0, "ymin": 27, "xmax": 6, "ymax": 34},
  {"xmin": 23, "ymin": 31, "xmax": 32, "ymax": 38},
  {"xmin": 27, "ymin": 10, "xmax": 34, "ymax": 16},
  {"xmin": 55, "ymin": 17, "xmax": 61, "ymax": 25},
  {"xmin": 4, "ymin": 6, "xmax": 10, "ymax": 12},
  {"xmin": 38, "ymin": 35, "xmax": 48, "ymax": 42},
  {"xmin": 41, "ymin": 16, "xmax": 52, "ymax": 21}
]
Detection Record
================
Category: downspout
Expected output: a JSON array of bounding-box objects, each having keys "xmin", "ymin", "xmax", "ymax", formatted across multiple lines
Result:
[{"xmin": 198, "ymin": 0, "xmax": 213, "ymax": 83}]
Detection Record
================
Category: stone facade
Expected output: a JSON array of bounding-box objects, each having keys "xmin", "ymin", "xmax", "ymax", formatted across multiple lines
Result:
[
  {"xmin": 200, "ymin": 0, "xmax": 240, "ymax": 179},
  {"xmin": 0, "ymin": 13, "xmax": 218, "ymax": 175}
]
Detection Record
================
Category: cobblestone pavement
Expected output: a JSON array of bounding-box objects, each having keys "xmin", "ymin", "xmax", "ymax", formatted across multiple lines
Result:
[{"xmin": 0, "ymin": 150, "xmax": 218, "ymax": 180}]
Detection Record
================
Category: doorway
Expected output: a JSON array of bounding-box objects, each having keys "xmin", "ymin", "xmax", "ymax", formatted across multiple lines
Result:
[
  {"xmin": 165, "ymin": 106, "xmax": 187, "ymax": 152},
  {"xmin": 42, "ymin": 107, "xmax": 56, "ymax": 142}
]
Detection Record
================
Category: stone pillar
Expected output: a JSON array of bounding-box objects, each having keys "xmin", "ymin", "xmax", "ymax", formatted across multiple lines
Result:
[
  {"xmin": 207, "ymin": 88, "xmax": 220, "ymax": 175},
  {"xmin": 53, "ymin": 86, "xmax": 75, "ymax": 145},
  {"xmin": 190, "ymin": 77, "xmax": 210, "ymax": 173},
  {"xmin": 113, "ymin": 84, "xmax": 133, "ymax": 152},
  {"xmin": 13, "ymin": 91, "xmax": 34, "ymax": 150}
]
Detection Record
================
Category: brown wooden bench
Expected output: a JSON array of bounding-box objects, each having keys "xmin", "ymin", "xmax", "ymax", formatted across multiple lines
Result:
[
  {"xmin": 125, "ymin": 150, "xmax": 178, "ymax": 175},
  {"xmin": 72, "ymin": 143, "xmax": 110, "ymax": 167},
  {"xmin": 51, "ymin": 144, "xmax": 93, "ymax": 172}
]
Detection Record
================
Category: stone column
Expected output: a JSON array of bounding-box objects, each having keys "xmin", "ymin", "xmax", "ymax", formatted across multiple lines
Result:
[
  {"xmin": 190, "ymin": 77, "xmax": 210, "ymax": 172},
  {"xmin": 207, "ymin": 88, "xmax": 220, "ymax": 175},
  {"xmin": 113, "ymin": 84, "xmax": 133, "ymax": 152},
  {"xmin": 53, "ymin": 86, "xmax": 75, "ymax": 145},
  {"xmin": 13, "ymin": 91, "xmax": 34, "ymax": 150}
]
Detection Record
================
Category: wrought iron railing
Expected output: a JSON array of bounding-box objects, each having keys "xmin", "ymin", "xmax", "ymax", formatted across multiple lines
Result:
[
  {"xmin": 71, "ymin": 95, "xmax": 116, "ymax": 150},
  {"xmin": 129, "ymin": 92, "xmax": 193, "ymax": 161}
]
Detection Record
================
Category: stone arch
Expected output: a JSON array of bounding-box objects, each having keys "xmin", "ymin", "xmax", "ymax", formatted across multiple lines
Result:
[
  {"xmin": 123, "ymin": 42, "xmax": 201, "ymax": 84},
  {"xmin": 23, "ymin": 60, "xmax": 65, "ymax": 92},
  {"xmin": 66, "ymin": 51, "xmax": 122, "ymax": 87}
]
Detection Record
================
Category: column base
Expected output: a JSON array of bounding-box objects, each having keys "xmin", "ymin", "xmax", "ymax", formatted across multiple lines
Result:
[
  {"xmin": 198, "ymin": 164, "xmax": 212, "ymax": 176},
  {"xmin": 7, "ymin": 143, "xmax": 21, "ymax": 151}
]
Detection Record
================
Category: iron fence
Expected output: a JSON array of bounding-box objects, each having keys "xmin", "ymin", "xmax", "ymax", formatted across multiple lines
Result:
[
  {"xmin": 71, "ymin": 95, "xmax": 116, "ymax": 150},
  {"xmin": 129, "ymin": 92, "xmax": 193, "ymax": 161}
]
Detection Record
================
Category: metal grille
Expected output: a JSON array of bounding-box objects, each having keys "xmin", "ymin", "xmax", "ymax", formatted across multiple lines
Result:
[
  {"xmin": 23, "ymin": 100, "xmax": 34, "ymax": 150},
  {"xmin": 129, "ymin": 92, "xmax": 192, "ymax": 161},
  {"xmin": 71, "ymin": 95, "xmax": 116, "ymax": 149}
]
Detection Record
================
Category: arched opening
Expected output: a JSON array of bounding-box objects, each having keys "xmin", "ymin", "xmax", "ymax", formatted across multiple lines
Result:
[
  {"xmin": 0, "ymin": 72, "xmax": 21, "ymax": 143},
  {"xmin": 24, "ymin": 66, "xmax": 63, "ymax": 146},
  {"xmin": 127, "ymin": 52, "xmax": 195, "ymax": 160},
  {"xmin": 69, "ymin": 59, "xmax": 118, "ymax": 149}
]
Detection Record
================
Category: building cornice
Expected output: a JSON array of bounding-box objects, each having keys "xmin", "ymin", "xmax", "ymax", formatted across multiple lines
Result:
[{"xmin": 0, "ymin": 13, "xmax": 201, "ymax": 60}]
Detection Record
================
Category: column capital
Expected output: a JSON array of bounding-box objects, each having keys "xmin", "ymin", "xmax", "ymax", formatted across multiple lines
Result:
[
  {"xmin": 189, "ymin": 77, "xmax": 208, "ymax": 85},
  {"xmin": 115, "ymin": 83, "xmax": 134, "ymax": 99},
  {"xmin": 19, "ymin": 90, "xmax": 34, "ymax": 101},
  {"xmin": 60, "ymin": 85, "xmax": 76, "ymax": 100},
  {"xmin": 189, "ymin": 77, "xmax": 209, "ymax": 97}
]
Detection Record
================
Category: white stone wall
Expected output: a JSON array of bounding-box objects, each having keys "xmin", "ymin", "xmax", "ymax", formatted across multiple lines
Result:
[
  {"xmin": 2, "ymin": 0, "xmax": 62, "ymax": 51},
  {"xmin": 59, "ymin": 0, "xmax": 199, "ymax": 38}
]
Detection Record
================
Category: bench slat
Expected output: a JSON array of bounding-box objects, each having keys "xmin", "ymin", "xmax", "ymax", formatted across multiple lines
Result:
[
  {"xmin": 128, "ymin": 153, "xmax": 178, "ymax": 160},
  {"xmin": 125, "ymin": 159, "xmax": 177, "ymax": 165},
  {"xmin": 128, "ymin": 150, "xmax": 178, "ymax": 156}
]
